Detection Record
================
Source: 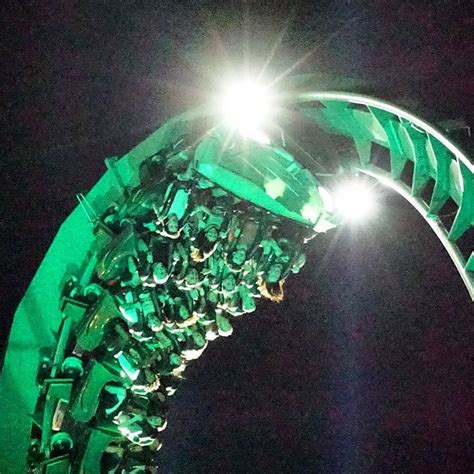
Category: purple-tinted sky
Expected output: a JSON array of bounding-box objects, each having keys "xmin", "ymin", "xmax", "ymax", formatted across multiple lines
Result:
[{"xmin": 1, "ymin": 1, "xmax": 473, "ymax": 471}]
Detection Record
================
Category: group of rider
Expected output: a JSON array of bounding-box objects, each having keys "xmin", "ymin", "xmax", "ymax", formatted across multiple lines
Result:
[{"xmin": 67, "ymin": 147, "xmax": 309, "ymax": 472}]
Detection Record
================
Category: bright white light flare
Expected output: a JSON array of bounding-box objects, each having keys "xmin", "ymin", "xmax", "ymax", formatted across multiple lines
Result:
[
  {"xmin": 333, "ymin": 181, "xmax": 377, "ymax": 221},
  {"xmin": 218, "ymin": 79, "xmax": 274, "ymax": 143}
]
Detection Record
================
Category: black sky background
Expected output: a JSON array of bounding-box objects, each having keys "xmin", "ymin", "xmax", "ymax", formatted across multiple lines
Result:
[{"xmin": 1, "ymin": 1, "xmax": 473, "ymax": 472}]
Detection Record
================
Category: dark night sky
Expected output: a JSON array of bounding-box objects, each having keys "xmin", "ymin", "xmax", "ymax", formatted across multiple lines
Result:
[{"xmin": 1, "ymin": 1, "xmax": 473, "ymax": 472}]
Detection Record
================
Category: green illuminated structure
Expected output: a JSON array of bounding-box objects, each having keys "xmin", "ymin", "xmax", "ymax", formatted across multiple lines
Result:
[{"xmin": 0, "ymin": 91, "xmax": 472, "ymax": 473}]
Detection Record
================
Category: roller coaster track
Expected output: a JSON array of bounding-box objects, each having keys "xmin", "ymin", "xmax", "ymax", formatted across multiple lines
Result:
[
  {"xmin": 0, "ymin": 91, "xmax": 472, "ymax": 473},
  {"xmin": 291, "ymin": 92, "xmax": 473, "ymax": 300}
]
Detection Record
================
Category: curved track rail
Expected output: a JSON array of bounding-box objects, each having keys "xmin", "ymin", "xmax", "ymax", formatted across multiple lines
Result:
[{"xmin": 290, "ymin": 92, "xmax": 473, "ymax": 299}]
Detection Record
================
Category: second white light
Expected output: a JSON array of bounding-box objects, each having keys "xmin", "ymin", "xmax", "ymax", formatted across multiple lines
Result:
[{"xmin": 333, "ymin": 180, "xmax": 377, "ymax": 222}]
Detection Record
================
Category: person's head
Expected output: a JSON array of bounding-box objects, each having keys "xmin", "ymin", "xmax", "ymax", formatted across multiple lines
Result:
[
  {"xmin": 207, "ymin": 289, "xmax": 218, "ymax": 303},
  {"xmin": 153, "ymin": 262, "xmax": 168, "ymax": 284},
  {"xmin": 185, "ymin": 267, "xmax": 199, "ymax": 286},
  {"xmin": 178, "ymin": 303, "xmax": 190, "ymax": 320},
  {"xmin": 147, "ymin": 415, "xmax": 166, "ymax": 430},
  {"xmin": 257, "ymin": 275, "xmax": 285, "ymax": 303},
  {"xmin": 242, "ymin": 292, "xmax": 256, "ymax": 312},
  {"xmin": 222, "ymin": 274, "xmax": 236, "ymax": 293},
  {"xmin": 232, "ymin": 248, "xmax": 247, "ymax": 266},
  {"xmin": 267, "ymin": 263, "xmax": 283, "ymax": 283},
  {"xmin": 191, "ymin": 229, "xmax": 218, "ymax": 262},
  {"xmin": 166, "ymin": 213, "xmax": 180, "ymax": 234},
  {"xmin": 192, "ymin": 331, "xmax": 206, "ymax": 349},
  {"xmin": 205, "ymin": 225, "xmax": 219, "ymax": 243}
]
